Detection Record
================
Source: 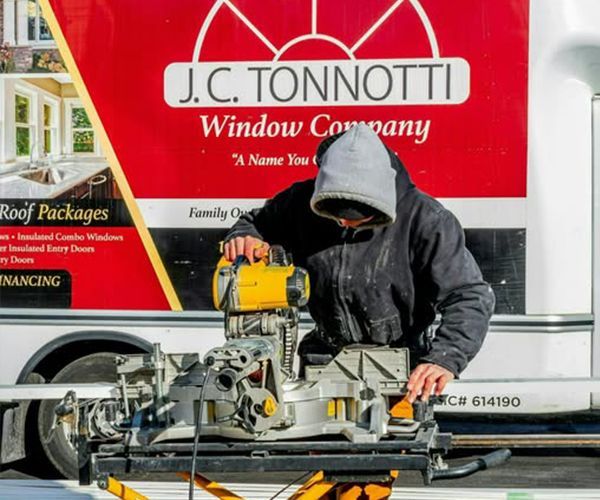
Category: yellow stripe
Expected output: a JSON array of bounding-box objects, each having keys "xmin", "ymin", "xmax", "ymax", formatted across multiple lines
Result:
[{"xmin": 39, "ymin": 0, "xmax": 182, "ymax": 311}]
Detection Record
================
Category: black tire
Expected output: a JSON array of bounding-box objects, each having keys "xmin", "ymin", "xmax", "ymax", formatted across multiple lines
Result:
[{"xmin": 38, "ymin": 352, "xmax": 118, "ymax": 479}]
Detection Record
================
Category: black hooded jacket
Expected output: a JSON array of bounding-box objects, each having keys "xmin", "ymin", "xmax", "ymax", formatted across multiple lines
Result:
[{"xmin": 225, "ymin": 134, "xmax": 495, "ymax": 377}]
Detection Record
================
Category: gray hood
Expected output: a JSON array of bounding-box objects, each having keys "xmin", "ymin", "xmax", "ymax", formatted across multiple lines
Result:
[{"xmin": 310, "ymin": 123, "xmax": 397, "ymax": 227}]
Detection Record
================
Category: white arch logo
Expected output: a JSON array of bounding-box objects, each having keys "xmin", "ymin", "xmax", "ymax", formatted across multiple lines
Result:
[{"xmin": 164, "ymin": 0, "xmax": 470, "ymax": 107}]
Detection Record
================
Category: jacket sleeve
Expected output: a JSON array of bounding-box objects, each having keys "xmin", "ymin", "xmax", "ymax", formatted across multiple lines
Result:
[
  {"xmin": 224, "ymin": 183, "xmax": 301, "ymax": 248},
  {"xmin": 412, "ymin": 209, "xmax": 495, "ymax": 377}
]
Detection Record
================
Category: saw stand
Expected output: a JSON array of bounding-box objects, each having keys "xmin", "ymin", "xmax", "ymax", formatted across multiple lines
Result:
[
  {"xmin": 97, "ymin": 470, "xmax": 399, "ymax": 500},
  {"xmin": 81, "ymin": 399, "xmax": 510, "ymax": 500}
]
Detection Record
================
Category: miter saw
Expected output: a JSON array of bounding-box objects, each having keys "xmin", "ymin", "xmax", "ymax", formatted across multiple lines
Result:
[{"xmin": 64, "ymin": 246, "xmax": 510, "ymax": 497}]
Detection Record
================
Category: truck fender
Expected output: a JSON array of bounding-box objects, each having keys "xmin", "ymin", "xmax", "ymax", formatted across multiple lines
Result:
[{"xmin": 16, "ymin": 330, "xmax": 154, "ymax": 384}]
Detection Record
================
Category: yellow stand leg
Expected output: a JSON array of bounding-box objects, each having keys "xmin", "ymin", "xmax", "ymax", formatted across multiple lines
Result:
[
  {"xmin": 289, "ymin": 470, "xmax": 397, "ymax": 500},
  {"xmin": 336, "ymin": 484, "xmax": 364, "ymax": 499},
  {"xmin": 336, "ymin": 470, "xmax": 397, "ymax": 500},
  {"xmin": 178, "ymin": 472, "xmax": 244, "ymax": 500},
  {"xmin": 362, "ymin": 481, "xmax": 394, "ymax": 500},
  {"xmin": 98, "ymin": 476, "xmax": 149, "ymax": 500},
  {"xmin": 288, "ymin": 471, "xmax": 337, "ymax": 500}
]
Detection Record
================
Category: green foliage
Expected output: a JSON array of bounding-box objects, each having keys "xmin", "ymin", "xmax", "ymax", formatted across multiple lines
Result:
[
  {"xmin": 73, "ymin": 131, "xmax": 94, "ymax": 153},
  {"xmin": 72, "ymin": 107, "xmax": 92, "ymax": 128},
  {"xmin": 15, "ymin": 95, "xmax": 29, "ymax": 124},
  {"xmin": 44, "ymin": 129, "xmax": 52, "ymax": 154},
  {"xmin": 16, "ymin": 127, "xmax": 30, "ymax": 156},
  {"xmin": 43, "ymin": 104, "xmax": 52, "ymax": 127}
]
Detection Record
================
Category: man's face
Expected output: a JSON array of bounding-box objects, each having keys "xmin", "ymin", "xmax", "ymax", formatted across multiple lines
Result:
[{"xmin": 336, "ymin": 216, "xmax": 374, "ymax": 228}]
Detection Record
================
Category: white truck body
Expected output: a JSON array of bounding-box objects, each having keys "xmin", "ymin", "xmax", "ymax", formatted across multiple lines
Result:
[{"xmin": 0, "ymin": 2, "xmax": 599, "ymax": 469}]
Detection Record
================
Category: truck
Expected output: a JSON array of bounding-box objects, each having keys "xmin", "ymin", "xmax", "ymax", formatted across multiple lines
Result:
[{"xmin": 0, "ymin": 0, "xmax": 599, "ymax": 478}]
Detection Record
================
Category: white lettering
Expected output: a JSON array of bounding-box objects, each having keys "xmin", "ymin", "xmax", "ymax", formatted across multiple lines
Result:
[
  {"xmin": 309, "ymin": 114, "xmax": 431, "ymax": 144},
  {"xmin": 199, "ymin": 113, "xmax": 303, "ymax": 139}
]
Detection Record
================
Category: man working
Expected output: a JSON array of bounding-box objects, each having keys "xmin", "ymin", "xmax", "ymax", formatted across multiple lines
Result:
[{"xmin": 224, "ymin": 123, "xmax": 494, "ymax": 403}]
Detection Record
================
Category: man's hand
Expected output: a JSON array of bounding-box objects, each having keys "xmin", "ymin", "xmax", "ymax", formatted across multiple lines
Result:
[
  {"xmin": 406, "ymin": 363, "xmax": 455, "ymax": 403},
  {"xmin": 223, "ymin": 236, "xmax": 270, "ymax": 263}
]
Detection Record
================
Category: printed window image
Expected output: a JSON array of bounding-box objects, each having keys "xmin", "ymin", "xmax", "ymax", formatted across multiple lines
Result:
[
  {"xmin": 15, "ymin": 92, "xmax": 32, "ymax": 157},
  {"xmin": 70, "ymin": 106, "xmax": 95, "ymax": 153},
  {"xmin": 0, "ymin": 0, "xmax": 65, "ymax": 73},
  {"xmin": 27, "ymin": 0, "xmax": 52, "ymax": 43},
  {"xmin": 43, "ymin": 100, "xmax": 58, "ymax": 154}
]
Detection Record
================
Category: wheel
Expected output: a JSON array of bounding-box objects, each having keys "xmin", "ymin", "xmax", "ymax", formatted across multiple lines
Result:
[{"xmin": 37, "ymin": 352, "xmax": 118, "ymax": 479}]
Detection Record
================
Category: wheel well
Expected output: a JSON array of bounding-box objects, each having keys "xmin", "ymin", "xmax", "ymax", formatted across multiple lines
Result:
[
  {"xmin": 13, "ymin": 332, "xmax": 152, "ymax": 477},
  {"xmin": 34, "ymin": 340, "xmax": 146, "ymax": 381},
  {"xmin": 18, "ymin": 331, "xmax": 153, "ymax": 383}
]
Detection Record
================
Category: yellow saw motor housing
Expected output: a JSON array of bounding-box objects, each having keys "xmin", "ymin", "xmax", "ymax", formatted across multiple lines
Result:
[{"xmin": 212, "ymin": 255, "xmax": 310, "ymax": 313}]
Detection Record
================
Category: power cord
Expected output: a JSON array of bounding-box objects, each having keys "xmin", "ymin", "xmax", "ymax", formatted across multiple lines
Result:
[
  {"xmin": 217, "ymin": 255, "xmax": 245, "ymax": 310},
  {"xmin": 189, "ymin": 254, "xmax": 246, "ymax": 498},
  {"xmin": 268, "ymin": 471, "xmax": 313, "ymax": 500},
  {"xmin": 188, "ymin": 367, "xmax": 210, "ymax": 500}
]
